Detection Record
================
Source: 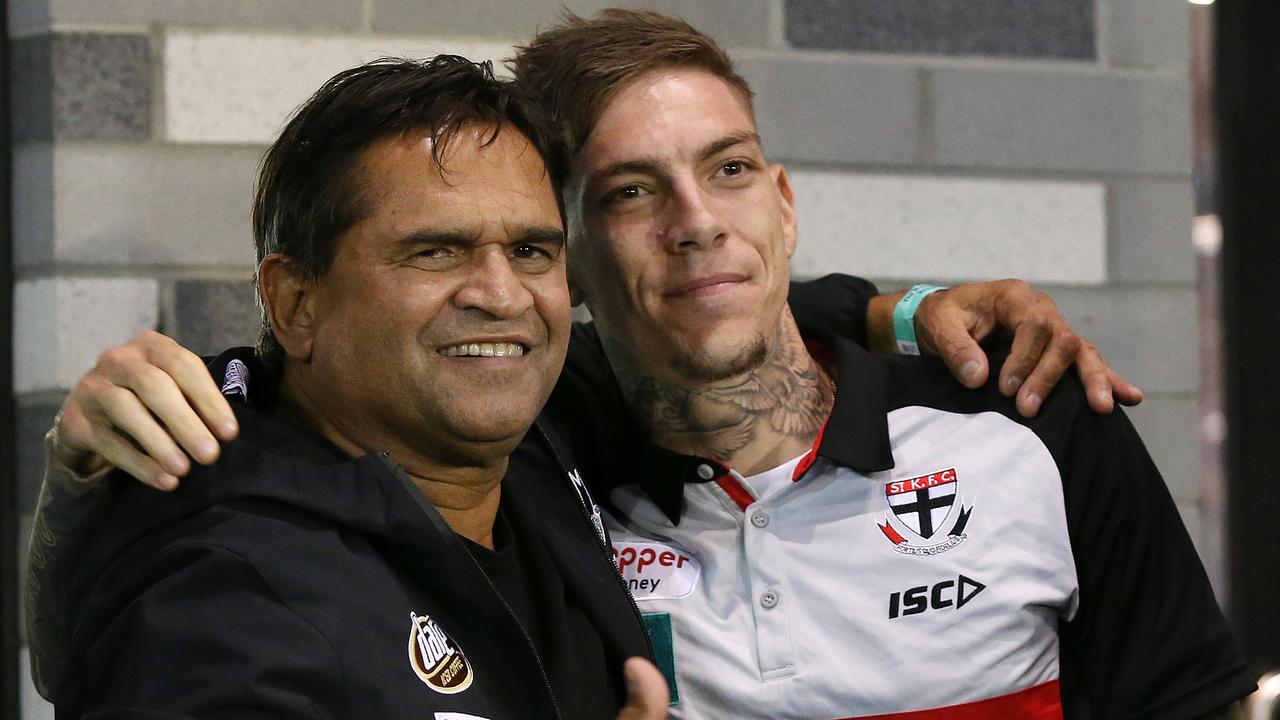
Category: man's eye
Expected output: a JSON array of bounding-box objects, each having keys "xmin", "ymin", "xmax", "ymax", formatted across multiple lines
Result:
[
  {"xmin": 605, "ymin": 185, "xmax": 646, "ymax": 203},
  {"xmin": 416, "ymin": 247, "xmax": 452, "ymax": 259},
  {"xmin": 513, "ymin": 244, "xmax": 553, "ymax": 260},
  {"xmin": 718, "ymin": 160, "xmax": 748, "ymax": 177}
]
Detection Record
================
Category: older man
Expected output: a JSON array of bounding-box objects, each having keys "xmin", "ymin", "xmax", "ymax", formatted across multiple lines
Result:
[{"xmin": 46, "ymin": 56, "xmax": 668, "ymax": 719}]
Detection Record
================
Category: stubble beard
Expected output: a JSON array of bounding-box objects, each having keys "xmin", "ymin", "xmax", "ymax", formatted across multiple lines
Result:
[{"xmin": 669, "ymin": 331, "xmax": 770, "ymax": 383}]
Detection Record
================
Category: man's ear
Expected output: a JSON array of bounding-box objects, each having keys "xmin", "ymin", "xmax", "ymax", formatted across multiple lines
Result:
[
  {"xmin": 770, "ymin": 164, "xmax": 798, "ymax": 258},
  {"xmin": 258, "ymin": 253, "xmax": 317, "ymax": 362}
]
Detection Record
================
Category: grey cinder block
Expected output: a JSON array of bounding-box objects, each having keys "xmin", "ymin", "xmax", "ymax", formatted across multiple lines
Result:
[
  {"xmin": 735, "ymin": 53, "xmax": 920, "ymax": 165},
  {"xmin": 11, "ymin": 33, "xmax": 151, "ymax": 143},
  {"xmin": 930, "ymin": 68, "xmax": 1191, "ymax": 175},
  {"xmin": 19, "ymin": 144, "xmax": 260, "ymax": 269},
  {"xmin": 170, "ymin": 280, "xmax": 261, "ymax": 357},
  {"xmin": 1105, "ymin": 0, "xmax": 1191, "ymax": 69},
  {"xmin": 1108, "ymin": 180, "xmax": 1196, "ymax": 284},
  {"xmin": 785, "ymin": 0, "xmax": 1094, "ymax": 60},
  {"xmin": 371, "ymin": 0, "xmax": 772, "ymax": 48},
  {"xmin": 1048, "ymin": 285, "xmax": 1199, "ymax": 395}
]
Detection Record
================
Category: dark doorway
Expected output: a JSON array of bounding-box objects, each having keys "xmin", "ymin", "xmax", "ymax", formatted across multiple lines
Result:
[{"xmin": 1218, "ymin": 0, "xmax": 1280, "ymax": 673}]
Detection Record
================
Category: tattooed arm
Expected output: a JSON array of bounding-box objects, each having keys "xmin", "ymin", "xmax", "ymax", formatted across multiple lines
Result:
[
  {"xmin": 24, "ymin": 332, "xmax": 238, "ymax": 699},
  {"xmin": 25, "ymin": 433, "xmax": 114, "ymax": 699}
]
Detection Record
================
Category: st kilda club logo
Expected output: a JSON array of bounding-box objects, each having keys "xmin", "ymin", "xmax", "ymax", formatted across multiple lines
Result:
[
  {"xmin": 877, "ymin": 468, "xmax": 973, "ymax": 556},
  {"xmin": 407, "ymin": 612, "xmax": 474, "ymax": 694}
]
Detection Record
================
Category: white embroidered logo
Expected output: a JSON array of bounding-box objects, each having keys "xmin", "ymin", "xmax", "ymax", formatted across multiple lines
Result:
[{"xmin": 221, "ymin": 359, "xmax": 249, "ymax": 399}]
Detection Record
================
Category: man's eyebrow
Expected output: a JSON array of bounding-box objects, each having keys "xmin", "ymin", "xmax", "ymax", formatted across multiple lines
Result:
[
  {"xmin": 588, "ymin": 130, "xmax": 763, "ymax": 183},
  {"xmin": 696, "ymin": 130, "xmax": 762, "ymax": 163},
  {"xmin": 514, "ymin": 226, "xmax": 566, "ymax": 247},
  {"xmin": 392, "ymin": 229, "xmax": 477, "ymax": 253}
]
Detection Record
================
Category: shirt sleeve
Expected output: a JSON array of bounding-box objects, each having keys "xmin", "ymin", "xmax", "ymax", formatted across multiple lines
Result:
[
  {"xmin": 1054, "ymin": 403, "xmax": 1256, "ymax": 719},
  {"xmin": 68, "ymin": 543, "xmax": 340, "ymax": 719},
  {"xmin": 25, "ymin": 430, "xmax": 116, "ymax": 700},
  {"xmin": 787, "ymin": 273, "xmax": 879, "ymax": 349}
]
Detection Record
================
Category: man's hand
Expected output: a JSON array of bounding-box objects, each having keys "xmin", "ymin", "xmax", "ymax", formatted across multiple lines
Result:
[
  {"xmin": 913, "ymin": 280, "xmax": 1143, "ymax": 417},
  {"xmin": 868, "ymin": 280, "xmax": 1144, "ymax": 417},
  {"xmin": 52, "ymin": 331, "xmax": 238, "ymax": 491},
  {"xmin": 617, "ymin": 657, "xmax": 669, "ymax": 720}
]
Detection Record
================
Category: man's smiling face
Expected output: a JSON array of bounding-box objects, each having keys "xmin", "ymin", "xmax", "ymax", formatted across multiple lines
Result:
[
  {"xmin": 566, "ymin": 68, "xmax": 798, "ymax": 382},
  {"xmin": 302, "ymin": 124, "xmax": 570, "ymax": 459}
]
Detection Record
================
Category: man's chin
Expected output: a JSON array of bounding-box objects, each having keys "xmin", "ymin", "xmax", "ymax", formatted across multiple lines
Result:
[{"xmin": 669, "ymin": 334, "xmax": 768, "ymax": 384}]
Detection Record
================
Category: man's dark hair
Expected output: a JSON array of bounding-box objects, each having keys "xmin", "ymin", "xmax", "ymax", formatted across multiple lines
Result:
[{"xmin": 252, "ymin": 55, "xmax": 566, "ymax": 364}]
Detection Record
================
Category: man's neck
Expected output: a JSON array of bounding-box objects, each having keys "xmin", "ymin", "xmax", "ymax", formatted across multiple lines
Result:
[
  {"xmin": 277, "ymin": 368, "xmax": 506, "ymax": 549},
  {"xmin": 607, "ymin": 308, "xmax": 835, "ymax": 477}
]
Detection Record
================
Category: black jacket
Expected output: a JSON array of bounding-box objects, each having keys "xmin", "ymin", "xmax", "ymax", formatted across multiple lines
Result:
[{"xmin": 57, "ymin": 350, "xmax": 651, "ymax": 720}]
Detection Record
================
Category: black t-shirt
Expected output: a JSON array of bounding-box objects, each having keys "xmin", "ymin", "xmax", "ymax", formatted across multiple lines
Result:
[{"xmin": 463, "ymin": 496, "xmax": 617, "ymax": 720}]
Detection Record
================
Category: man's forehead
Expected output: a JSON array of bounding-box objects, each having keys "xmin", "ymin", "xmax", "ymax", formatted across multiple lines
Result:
[{"xmin": 577, "ymin": 68, "xmax": 759, "ymax": 168}]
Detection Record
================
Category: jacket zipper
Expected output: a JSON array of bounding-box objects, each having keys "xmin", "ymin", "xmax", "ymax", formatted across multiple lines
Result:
[
  {"xmin": 535, "ymin": 425, "xmax": 657, "ymax": 664},
  {"xmin": 375, "ymin": 453, "xmax": 564, "ymax": 720}
]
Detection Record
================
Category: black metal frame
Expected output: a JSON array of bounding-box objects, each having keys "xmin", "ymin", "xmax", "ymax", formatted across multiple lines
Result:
[
  {"xmin": 1217, "ymin": 0, "xmax": 1280, "ymax": 673},
  {"xmin": 1, "ymin": 0, "xmax": 19, "ymax": 715}
]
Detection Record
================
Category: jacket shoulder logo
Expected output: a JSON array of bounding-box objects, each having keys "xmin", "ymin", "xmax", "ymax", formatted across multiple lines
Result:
[
  {"xmin": 877, "ymin": 468, "xmax": 973, "ymax": 556},
  {"xmin": 221, "ymin": 358, "xmax": 249, "ymax": 399},
  {"xmin": 408, "ymin": 612, "xmax": 473, "ymax": 694}
]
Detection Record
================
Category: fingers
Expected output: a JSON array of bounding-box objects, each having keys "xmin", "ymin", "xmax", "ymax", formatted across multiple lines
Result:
[
  {"xmin": 913, "ymin": 291, "xmax": 989, "ymax": 388},
  {"xmin": 1007, "ymin": 322, "xmax": 1083, "ymax": 418},
  {"xmin": 617, "ymin": 657, "xmax": 669, "ymax": 720},
  {"xmin": 139, "ymin": 332, "xmax": 239, "ymax": 442},
  {"xmin": 49, "ymin": 331, "xmax": 234, "ymax": 491},
  {"xmin": 99, "ymin": 332, "xmax": 236, "ymax": 465},
  {"xmin": 55, "ymin": 397, "xmax": 179, "ymax": 491},
  {"xmin": 1074, "ymin": 341, "xmax": 1144, "ymax": 414}
]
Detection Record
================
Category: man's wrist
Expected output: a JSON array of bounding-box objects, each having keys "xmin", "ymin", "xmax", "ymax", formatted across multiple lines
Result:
[
  {"xmin": 866, "ymin": 293, "xmax": 901, "ymax": 355},
  {"xmin": 893, "ymin": 284, "xmax": 948, "ymax": 355}
]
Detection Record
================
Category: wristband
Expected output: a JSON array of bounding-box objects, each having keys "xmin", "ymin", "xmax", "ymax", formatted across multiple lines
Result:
[{"xmin": 893, "ymin": 284, "xmax": 948, "ymax": 355}]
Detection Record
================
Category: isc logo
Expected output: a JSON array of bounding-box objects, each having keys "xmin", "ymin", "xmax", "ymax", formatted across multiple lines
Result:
[{"xmin": 888, "ymin": 575, "xmax": 986, "ymax": 619}]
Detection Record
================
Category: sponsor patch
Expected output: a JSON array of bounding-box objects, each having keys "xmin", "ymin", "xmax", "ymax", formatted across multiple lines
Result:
[
  {"xmin": 878, "ymin": 468, "xmax": 973, "ymax": 556},
  {"xmin": 612, "ymin": 541, "xmax": 700, "ymax": 600},
  {"xmin": 408, "ymin": 612, "xmax": 473, "ymax": 695},
  {"xmin": 642, "ymin": 613, "xmax": 681, "ymax": 706}
]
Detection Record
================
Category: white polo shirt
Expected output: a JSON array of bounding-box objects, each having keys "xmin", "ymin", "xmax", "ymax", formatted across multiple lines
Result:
[{"xmin": 599, "ymin": 338, "xmax": 1251, "ymax": 720}]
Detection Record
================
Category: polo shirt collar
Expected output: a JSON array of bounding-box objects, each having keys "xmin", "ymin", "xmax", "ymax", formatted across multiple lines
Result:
[{"xmin": 622, "ymin": 332, "xmax": 896, "ymax": 525}]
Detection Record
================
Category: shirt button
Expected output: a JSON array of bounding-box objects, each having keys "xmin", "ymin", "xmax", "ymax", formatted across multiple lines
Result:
[
  {"xmin": 696, "ymin": 463, "xmax": 715, "ymax": 480},
  {"xmin": 750, "ymin": 509, "xmax": 770, "ymax": 528},
  {"xmin": 760, "ymin": 589, "xmax": 780, "ymax": 609}
]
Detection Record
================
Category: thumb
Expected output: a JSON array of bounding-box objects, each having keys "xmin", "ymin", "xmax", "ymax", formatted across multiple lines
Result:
[{"xmin": 617, "ymin": 657, "xmax": 669, "ymax": 720}]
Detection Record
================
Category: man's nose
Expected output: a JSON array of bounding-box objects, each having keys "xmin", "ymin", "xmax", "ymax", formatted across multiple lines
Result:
[
  {"xmin": 663, "ymin": 180, "xmax": 726, "ymax": 253},
  {"xmin": 452, "ymin": 249, "xmax": 535, "ymax": 319}
]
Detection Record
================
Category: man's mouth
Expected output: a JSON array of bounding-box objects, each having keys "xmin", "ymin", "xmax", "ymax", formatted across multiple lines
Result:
[
  {"xmin": 664, "ymin": 273, "xmax": 749, "ymax": 298},
  {"xmin": 438, "ymin": 342, "xmax": 527, "ymax": 357}
]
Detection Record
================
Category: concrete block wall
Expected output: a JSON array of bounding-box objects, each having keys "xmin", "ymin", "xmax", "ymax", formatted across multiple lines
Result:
[{"xmin": 9, "ymin": 1, "xmax": 1195, "ymax": 716}]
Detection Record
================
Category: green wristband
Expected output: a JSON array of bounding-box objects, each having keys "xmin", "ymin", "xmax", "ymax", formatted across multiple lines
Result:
[{"xmin": 893, "ymin": 284, "xmax": 948, "ymax": 355}]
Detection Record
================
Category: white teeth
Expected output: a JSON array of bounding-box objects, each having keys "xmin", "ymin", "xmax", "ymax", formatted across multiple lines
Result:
[{"xmin": 439, "ymin": 342, "xmax": 525, "ymax": 357}]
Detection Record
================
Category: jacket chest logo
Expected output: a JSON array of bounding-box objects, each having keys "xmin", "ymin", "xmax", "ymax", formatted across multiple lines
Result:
[
  {"xmin": 408, "ymin": 612, "xmax": 474, "ymax": 694},
  {"xmin": 877, "ymin": 468, "xmax": 973, "ymax": 556}
]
